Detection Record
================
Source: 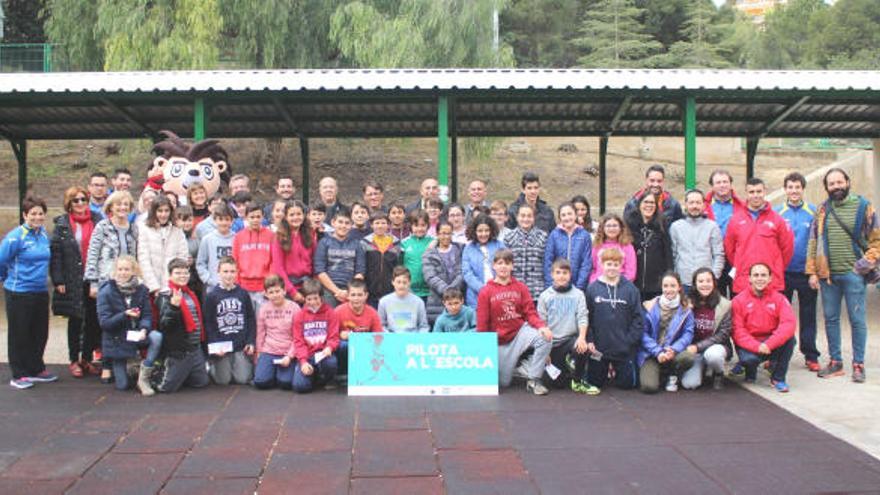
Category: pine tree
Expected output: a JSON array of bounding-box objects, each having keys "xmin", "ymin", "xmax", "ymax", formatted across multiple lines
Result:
[
  {"xmin": 574, "ymin": 0, "xmax": 660, "ymax": 68},
  {"xmin": 657, "ymin": 0, "xmax": 729, "ymax": 68}
]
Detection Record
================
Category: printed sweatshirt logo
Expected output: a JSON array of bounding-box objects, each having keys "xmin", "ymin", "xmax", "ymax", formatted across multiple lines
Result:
[{"xmin": 303, "ymin": 320, "xmax": 329, "ymax": 347}]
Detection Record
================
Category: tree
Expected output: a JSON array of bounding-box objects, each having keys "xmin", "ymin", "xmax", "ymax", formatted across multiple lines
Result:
[
  {"xmin": 501, "ymin": 0, "xmax": 582, "ymax": 68},
  {"xmin": 43, "ymin": 0, "xmax": 101, "ymax": 70},
  {"xmin": 657, "ymin": 0, "xmax": 729, "ymax": 68},
  {"xmin": 574, "ymin": 0, "xmax": 660, "ymax": 68},
  {"xmin": 3, "ymin": 0, "xmax": 47, "ymax": 43},
  {"xmin": 748, "ymin": 0, "xmax": 827, "ymax": 69},
  {"xmin": 635, "ymin": 0, "xmax": 689, "ymax": 51},
  {"xmin": 807, "ymin": 0, "xmax": 880, "ymax": 69}
]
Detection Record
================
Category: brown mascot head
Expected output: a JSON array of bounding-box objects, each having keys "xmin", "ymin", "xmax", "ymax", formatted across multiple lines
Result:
[{"xmin": 149, "ymin": 130, "xmax": 230, "ymax": 200}]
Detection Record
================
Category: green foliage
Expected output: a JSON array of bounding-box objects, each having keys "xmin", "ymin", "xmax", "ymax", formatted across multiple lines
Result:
[
  {"xmin": 43, "ymin": 0, "xmax": 102, "ymax": 70},
  {"xmin": 806, "ymin": 0, "xmax": 880, "ymax": 69},
  {"xmin": 749, "ymin": 0, "xmax": 827, "ymax": 69},
  {"xmin": 2, "ymin": 0, "xmax": 47, "ymax": 42},
  {"xmin": 574, "ymin": 0, "xmax": 661, "ymax": 68},
  {"xmin": 501, "ymin": 0, "xmax": 582, "ymax": 68},
  {"xmin": 635, "ymin": 0, "xmax": 689, "ymax": 50},
  {"xmin": 654, "ymin": 0, "xmax": 730, "ymax": 68}
]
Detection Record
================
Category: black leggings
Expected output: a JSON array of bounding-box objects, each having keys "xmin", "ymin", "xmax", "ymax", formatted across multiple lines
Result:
[
  {"xmin": 6, "ymin": 291, "xmax": 49, "ymax": 379},
  {"xmin": 67, "ymin": 283, "xmax": 100, "ymax": 363}
]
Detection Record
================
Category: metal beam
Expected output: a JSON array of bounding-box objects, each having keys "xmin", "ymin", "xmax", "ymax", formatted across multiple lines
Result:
[
  {"xmin": 300, "ymin": 135, "xmax": 310, "ymax": 202},
  {"xmin": 605, "ymin": 96, "xmax": 633, "ymax": 137},
  {"xmin": 194, "ymin": 97, "xmax": 208, "ymax": 140},
  {"xmin": 9, "ymin": 139, "xmax": 27, "ymax": 221},
  {"xmin": 684, "ymin": 96, "xmax": 697, "ymax": 190},
  {"xmin": 753, "ymin": 96, "xmax": 810, "ymax": 139},
  {"xmin": 437, "ymin": 95, "xmax": 450, "ymax": 194},
  {"xmin": 100, "ymin": 98, "xmax": 158, "ymax": 140},
  {"xmin": 273, "ymin": 97, "xmax": 300, "ymax": 134},
  {"xmin": 746, "ymin": 137, "xmax": 759, "ymax": 180},
  {"xmin": 599, "ymin": 136, "xmax": 608, "ymax": 215},
  {"xmin": 450, "ymin": 98, "xmax": 458, "ymax": 203}
]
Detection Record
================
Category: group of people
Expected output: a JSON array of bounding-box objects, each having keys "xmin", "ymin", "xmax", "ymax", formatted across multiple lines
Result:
[{"xmin": 0, "ymin": 161, "xmax": 874, "ymax": 396}]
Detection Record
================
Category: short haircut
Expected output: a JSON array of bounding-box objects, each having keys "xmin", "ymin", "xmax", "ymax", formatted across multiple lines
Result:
[
  {"xmin": 89, "ymin": 171, "xmax": 108, "ymax": 181},
  {"xmin": 823, "ymin": 167, "xmax": 850, "ymax": 189},
  {"xmin": 63, "ymin": 186, "xmax": 89, "ymax": 213},
  {"xmin": 350, "ymin": 201, "xmax": 369, "ymax": 214},
  {"xmin": 442, "ymin": 287, "xmax": 463, "ymax": 301},
  {"xmin": 230, "ymin": 191, "xmax": 252, "ymax": 204},
  {"xmin": 175, "ymin": 204, "xmax": 193, "ymax": 219},
  {"xmin": 493, "ymin": 248, "xmax": 514, "ymax": 264},
  {"xmin": 277, "ymin": 175, "xmax": 294, "ymax": 186},
  {"xmin": 113, "ymin": 168, "xmax": 131, "ymax": 178},
  {"xmin": 489, "ymin": 200, "xmax": 508, "ymax": 213},
  {"xmin": 362, "ymin": 179, "xmax": 384, "ymax": 193},
  {"xmin": 229, "ymin": 173, "xmax": 249, "ymax": 184},
  {"xmin": 784, "ymin": 171, "xmax": 806, "ymax": 189},
  {"xmin": 599, "ymin": 247, "xmax": 623, "ymax": 263},
  {"xmin": 408, "ymin": 208, "xmax": 429, "ymax": 226},
  {"xmin": 392, "ymin": 265, "xmax": 411, "ymax": 280},
  {"xmin": 211, "ymin": 203, "xmax": 234, "ymax": 219},
  {"xmin": 646, "ymin": 164, "xmax": 665, "ymax": 177},
  {"xmin": 388, "ymin": 201, "xmax": 407, "ymax": 214},
  {"xmin": 301, "ymin": 279, "xmax": 322, "ymax": 297},
  {"xmin": 263, "ymin": 274, "xmax": 284, "ymax": 290},
  {"xmin": 167, "ymin": 257, "xmax": 189, "ymax": 274},
  {"xmin": 245, "ymin": 202, "xmax": 263, "ymax": 216},
  {"xmin": 467, "ymin": 213, "xmax": 500, "ymax": 242},
  {"xmin": 551, "ymin": 258, "xmax": 572, "ymax": 272},
  {"xmin": 520, "ymin": 171, "xmax": 540, "ymax": 188},
  {"xmin": 309, "ymin": 201, "xmax": 327, "ymax": 214},
  {"xmin": 370, "ymin": 210, "xmax": 389, "ymax": 223},
  {"xmin": 749, "ymin": 262, "xmax": 771, "ymax": 276},
  {"xmin": 103, "ymin": 190, "xmax": 134, "ymax": 217},
  {"xmin": 746, "ymin": 177, "xmax": 765, "ymax": 188},
  {"xmin": 348, "ymin": 279, "xmax": 367, "ymax": 293},
  {"xmin": 709, "ymin": 168, "xmax": 732, "ymax": 185},
  {"xmin": 684, "ymin": 189, "xmax": 704, "ymax": 202},
  {"xmin": 426, "ymin": 198, "xmax": 444, "ymax": 210},
  {"xmin": 217, "ymin": 256, "xmax": 237, "ymax": 269},
  {"xmin": 332, "ymin": 205, "xmax": 352, "ymax": 221},
  {"xmin": 515, "ymin": 202, "xmax": 536, "ymax": 216}
]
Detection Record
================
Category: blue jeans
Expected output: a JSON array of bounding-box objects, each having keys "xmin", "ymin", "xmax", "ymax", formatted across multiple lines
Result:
[
  {"xmin": 585, "ymin": 355, "xmax": 638, "ymax": 390},
  {"xmin": 293, "ymin": 354, "xmax": 338, "ymax": 393},
  {"xmin": 253, "ymin": 353, "xmax": 294, "ymax": 390},
  {"xmin": 737, "ymin": 337, "xmax": 795, "ymax": 382},
  {"xmin": 820, "ymin": 272, "xmax": 868, "ymax": 363},
  {"xmin": 784, "ymin": 272, "xmax": 819, "ymax": 361},
  {"xmin": 142, "ymin": 330, "xmax": 163, "ymax": 367}
]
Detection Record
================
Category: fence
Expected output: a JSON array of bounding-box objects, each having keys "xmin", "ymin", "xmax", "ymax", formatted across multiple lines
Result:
[{"xmin": 0, "ymin": 43, "xmax": 55, "ymax": 72}]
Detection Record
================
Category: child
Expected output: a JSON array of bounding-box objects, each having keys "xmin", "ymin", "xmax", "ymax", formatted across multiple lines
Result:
[
  {"xmin": 378, "ymin": 266, "xmax": 430, "ymax": 333},
  {"xmin": 96, "ymin": 256, "xmax": 158, "ymax": 394},
  {"xmin": 589, "ymin": 213, "xmax": 637, "ymax": 283},
  {"xmin": 308, "ymin": 201, "xmax": 327, "ymax": 240},
  {"xmin": 349, "ymin": 201, "xmax": 372, "ymax": 242},
  {"xmin": 137, "ymin": 197, "xmax": 189, "ymax": 295},
  {"xmin": 334, "ymin": 279, "xmax": 383, "ymax": 375},
  {"xmin": 229, "ymin": 191, "xmax": 252, "ymax": 233},
  {"xmin": 537, "ymin": 259, "xmax": 590, "ymax": 391},
  {"xmin": 187, "ymin": 183, "xmax": 210, "ymax": 228},
  {"xmin": 425, "ymin": 198, "xmax": 444, "ymax": 236},
  {"xmin": 477, "ymin": 249, "xmax": 552, "ymax": 395},
  {"xmin": 196, "ymin": 204, "xmax": 235, "ymax": 292},
  {"xmin": 204, "ymin": 257, "xmax": 256, "ymax": 386},
  {"xmin": 638, "ymin": 271, "xmax": 695, "ymax": 394},
  {"xmin": 388, "ymin": 201, "xmax": 411, "ymax": 240},
  {"xmin": 174, "ymin": 205, "xmax": 202, "ymax": 296},
  {"xmin": 253, "ymin": 275, "xmax": 300, "ymax": 390},
  {"xmin": 422, "ymin": 220, "xmax": 464, "ymax": 324},
  {"xmin": 156, "ymin": 258, "xmax": 210, "ymax": 393},
  {"xmin": 462, "ymin": 214, "xmax": 504, "ymax": 308},
  {"xmin": 399, "ymin": 209, "xmax": 433, "ymax": 302},
  {"xmin": 271, "ymin": 200, "xmax": 316, "ymax": 304},
  {"xmin": 267, "ymin": 199, "xmax": 287, "ymax": 233},
  {"xmin": 361, "ymin": 210, "xmax": 401, "ymax": 307},
  {"xmin": 544, "ymin": 202, "xmax": 592, "ymax": 292},
  {"xmin": 505, "ymin": 203, "xmax": 549, "ymax": 301},
  {"xmin": 490, "ymin": 200, "xmax": 512, "ymax": 240},
  {"xmin": 433, "ymin": 287, "xmax": 476, "ymax": 333},
  {"xmin": 292, "ymin": 279, "xmax": 340, "ymax": 393},
  {"xmin": 232, "ymin": 202, "xmax": 274, "ymax": 311},
  {"xmin": 314, "ymin": 206, "xmax": 365, "ymax": 307}
]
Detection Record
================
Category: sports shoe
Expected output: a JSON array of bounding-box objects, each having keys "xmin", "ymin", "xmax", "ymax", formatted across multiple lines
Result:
[
  {"xmin": 818, "ymin": 360, "xmax": 845, "ymax": 378},
  {"xmin": 730, "ymin": 362, "xmax": 745, "ymax": 377},
  {"xmin": 665, "ymin": 376, "xmax": 679, "ymax": 392},
  {"xmin": 513, "ymin": 362, "xmax": 529, "ymax": 380},
  {"xmin": 25, "ymin": 370, "xmax": 58, "ymax": 383},
  {"xmin": 712, "ymin": 373, "xmax": 724, "ymax": 390},
  {"xmin": 852, "ymin": 363, "xmax": 866, "ymax": 383},
  {"xmin": 805, "ymin": 359, "xmax": 820, "ymax": 373},
  {"xmin": 68, "ymin": 362, "xmax": 84, "ymax": 378},
  {"xmin": 771, "ymin": 379, "xmax": 789, "ymax": 393},
  {"xmin": 9, "ymin": 378, "xmax": 33, "ymax": 390},
  {"xmin": 570, "ymin": 379, "xmax": 600, "ymax": 395},
  {"xmin": 526, "ymin": 379, "xmax": 549, "ymax": 396}
]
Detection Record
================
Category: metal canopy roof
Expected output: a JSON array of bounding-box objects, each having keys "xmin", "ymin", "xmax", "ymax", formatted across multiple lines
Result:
[{"xmin": 0, "ymin": 68, "xmax": 878, "ymax": 140}]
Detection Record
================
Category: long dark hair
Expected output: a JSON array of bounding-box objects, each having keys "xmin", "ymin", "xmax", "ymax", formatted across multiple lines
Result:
[
  {"xmin": 571, "ymin": 194, "xmax": 593, "ymax": 232},
  {"xmin": 627, "ymin": 192, "xmax": 665, "ymax": 234},
  {"xmin": 690, "ymin": 267, "xmax": 720, "ymax": 310},
  {"xmin": 145, "ymin": 196, "xmax": 175, "ymax": 229},
  {"xmin": 276, "ymin": 200, "xmax": 313, "ymax": 251},
  {"xmin": 660, "ymin": 270, "xmax": 688, "ymax": 308},
  {"xmin": 466, "ymin": 213, "xmax": 498, "ymax": 243}
]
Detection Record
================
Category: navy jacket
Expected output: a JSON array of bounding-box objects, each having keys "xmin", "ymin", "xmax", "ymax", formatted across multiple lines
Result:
[
  {"xmin": 585, "ymin": 278, "xmax": 643, "ymax": 361},
  {"xmin": 96, "ymin": 280, "xmax": 153, "ymax": 360}
]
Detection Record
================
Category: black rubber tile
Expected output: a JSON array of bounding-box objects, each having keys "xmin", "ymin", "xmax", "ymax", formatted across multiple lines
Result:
[
  {"xmin": 438, "ymin": 449, "xmax": 538, "ymax": 495},
  {"xmin": 352, "ymin": 430, "xmax": 438, "ymax": 477},
  {"xmin": 260, "ymin": 451, "xmax": 350, "ymax": 495},
  {"xmin": 429, "ymin": 411, "xmax": 512, "ymax": 450},
  {"xmin": 160, "ymin": 477, "xmax": 257, "ymax": 495},
  {"xmin": 66, "ymin": 452, "xmax": 182, "ymax": 495},
  {"xmin": 350, "ymin": 476, "xmax": 444, "ymax": 495}
]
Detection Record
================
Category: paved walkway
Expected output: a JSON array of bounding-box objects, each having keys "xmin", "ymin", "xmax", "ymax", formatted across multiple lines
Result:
[{"xmin": 2, "ymin": 366, "xmax": 880, "ymax": 495}]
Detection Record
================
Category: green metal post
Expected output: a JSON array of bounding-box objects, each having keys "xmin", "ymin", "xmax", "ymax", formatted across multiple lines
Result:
[
  {"xmin": 599, "ymin": 137, "xmax": 608, "ymax": 215},
  {"xmin": 450, "ymin": 97, "xmax": 458, "ymax": 203},
  {"xmin": 746, "ymin": 137, "xmax": 759, "ymax": 180},
  {"xmin": 43, "ymin": 44, "xmax": 52, "ymax": 72},
  {"xmin": 437, "ymin": 95, "xmax": 449, "ymax": 193},
  {"xmin": 10, "ymin": 140, "xmax": 27, "ymax": 222},
  {"xmin": 194, "ymin": 97, "xmax": 208, "ymax": 140},
  {"xmin": 300, "ymin": 136, "xmax": 310, "ymax": 202},
  {"xmin": 684, "ymin": 96, "xmax": 697, "ymax": 190}
]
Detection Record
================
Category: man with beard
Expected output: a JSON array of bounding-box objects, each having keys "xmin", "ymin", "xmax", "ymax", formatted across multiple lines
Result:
[
  {"xmin": 623, "ymin": 164, "xmax": 683, "ymax": 225},
  {"xmin": 806, "ymin": 168, "xmax": 880, "ymax": 383},
  {"xmin": 669, "ymin": 189, "xmax": 725, "ymax": 294}
]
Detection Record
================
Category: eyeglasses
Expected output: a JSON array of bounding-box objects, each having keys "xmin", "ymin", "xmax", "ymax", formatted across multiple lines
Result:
[{"xmin": 71, "ymin": 197, "xmax": 88, "ymax": 204}]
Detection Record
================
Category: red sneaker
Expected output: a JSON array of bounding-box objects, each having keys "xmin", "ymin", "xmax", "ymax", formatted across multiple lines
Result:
[
  {"xmin": 68, "ymin": 362, "xmax": 84, "ymax": 378},
  {"xmin": 806, "ymin": 360, "xmax": 820, "ymax": 373}
]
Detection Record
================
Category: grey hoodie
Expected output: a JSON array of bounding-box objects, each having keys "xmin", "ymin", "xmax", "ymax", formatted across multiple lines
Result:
[
  {"xmin": 669, "ymin": 215, "xmax": 725, "ymax": 284},
  {"xmin": 537, "ymin": 285, "xmax": 588, "ymax": 345},
  {"xmin": 196, "ymin": 230, "xmax": 235, "ymax": 290}
]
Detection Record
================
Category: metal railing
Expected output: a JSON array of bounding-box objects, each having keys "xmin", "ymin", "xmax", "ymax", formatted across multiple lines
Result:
[{"xmin": 0, "ymin": 43, "xmax": 55, "ymax": 72}]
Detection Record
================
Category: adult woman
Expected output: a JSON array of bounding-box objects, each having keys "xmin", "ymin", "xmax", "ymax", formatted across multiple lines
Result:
[
  {"xmin": 626, "ymin": 193, "xmax": 673, "ymax": 301},
  {"xmin": 638, "ymin": 271, "xmax": 695, "ymax": 393},
  {"xmin": 137, "ymin": 196, "xmax": 189, "ymax": 295},
  {"xmin": 461, "ymin": 214, "xmax": 504, "ymax": 308},
  {"xmin": 571, "ymin": 195, "xmax": 598, "ymax": 237},
  {"xmin": 503, "ymin": 203, "xmax": 548, "ymax": 301},
  {"xmin": 444, "ymin": 203, "xmax": 468, "ymax": 245},
  {"xmin": 681, "ymin": 268, "xmax": 732, "ymax": 390},
  {"xmin": 85, "ymin": 190, "xmax": 138, "ymax": 383},
  {"xmin": 422, "ymin": 220, "xmax": 464, "ymax": 323},
  {"xmin": 543, "ymin": 202, "xmax": 591, "ymax": 292},
  {"xmin": 187, "ymin": 183, "xmax": 209, "ymax": 228},
  {"xmin": 50, "ymin": 186, "xmax": 102, "ymax": 378},
  {"xmin": 1, "ymin": 196, "xmax": 56, "ymax": 389},
  {"xmin": 589, "ymin": 213, "xmax": 636, "ymax": 283},
  {"xmin": 271, "ymin": 200, "xmax": 316, "ymax": 304}
]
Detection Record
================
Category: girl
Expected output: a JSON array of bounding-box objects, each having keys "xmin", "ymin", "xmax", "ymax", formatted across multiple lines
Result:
[
  {"xmin": 399, "ymin": 210, "xmax": 433, "ymax": 302},
  {"xmin": 589, "ymin": 213, "xmax": 636, "ymax": 283},
  {"xmin": 96, "ymin": 256, "xmax": 160, "ymax": 394},
  {"xmin": 254, "ymin": 275, "xmax": 301, "ymax": 390},
  {"xmin": 681, "ymin": 268, "xmax": 732, "ymax": 390},
  {"xmin": 422, "ymin": 220, "xmax": 464, "ymax": 323},
  {"xmin": 543, "ymin": 202, "xmax": 591, "ymax": 292},
  {"xmin": 268, "ymin": 199, "xmax": 287, "ymax": 233},
  {"xmin": 504, "ymin": 204, "xmax": 548, "ymax": 301},
  {"xmin": 571, "ymin": 195, "xmax": 598, "ymax": 238},
  {"xmin": 164, "ymin": 191, "xmax": 179, "ymax": 209},
  {"xmin": 349, "ymin": 201, "xmax": 372, "ymax": 242},
  {"xmin": 51, "ymin": 186, "xmax": 102, "ymax": 378},
  {"xmin": 135, "ymin": 188, "xmax": 158, "ymax": 224},
  {"xmin": 444, "ymin": 203, "xmax": 468, "ymax": 245},
  {"xmin": 137, "ymin": 197, "xmax": 189, "ymax": 295},
  {"xmin": 625, "ymin": 193, "xmax": 673, "ymax": 302},
  {"xmin": 187, "ymin": 183, "xmax": 210, "ymax": 228},
  {"xmin": 425, "ymin": 198, "xmax": 444, "ymax": 237},
  {"xmin": 638, "ymin": 271, "xmax": 695, "ymax": 393},
  {"xmin": 272, "ymin": 201, "xmax": 316, "ymax": 304},
  {"xmin": 388, "ymin": 202, "xmax": 410, "ymax": 240},
  {"xmin": 461, "ymin": 214, "xmax": 504, "ymax": 308}
]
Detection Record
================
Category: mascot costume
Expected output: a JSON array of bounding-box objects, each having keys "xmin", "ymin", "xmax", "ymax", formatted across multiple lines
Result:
[{"xmin": 147, "ymin": 130, "xmax": 230, "ymax": 202}]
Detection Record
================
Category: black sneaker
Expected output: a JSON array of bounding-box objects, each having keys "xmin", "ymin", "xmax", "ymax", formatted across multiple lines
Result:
[
  {"xmin": 818, "ymin": 360, "xmax": 845, "ymax": 378},
  {"xmin": 852, "ymin": 363, "xmax": 866, "ymax": 383}
]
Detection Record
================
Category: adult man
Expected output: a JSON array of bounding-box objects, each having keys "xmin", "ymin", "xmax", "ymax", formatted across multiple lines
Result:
[
  {"xmin": 623, "ymin": 164, "xmax": 683, "ymax": 224},
  {"xmin": 362, "ymin": 180, "xmax": 386, "ymax": 212},
  {"xmin": 88, "ymin": 172, "xmax": 109, "ymax": 218},
  {"xmin": 506, "ymin": 172, "xmax": 556, "ymax": 233},
  {"xmin": 405, "ymin": 178, "xmax": 441, "ymax": 214},
  {"xmin": 228, "ymin": 174, "xmax": 250, "ymax": 195},
  {"xmin": 669, "ymin": 189, "xmax": 725, "ymax": 291},
  {"xmin": 263, "ymin": 175, "xmax": 296, "ymax": 219},
  {"xmin": 776, "ymin": 172, "xmax": 820, "ymax": 372},
  {"xmin": 724, "ymin": 177, "xmax": 793, "ymax": 295},
  {"xmin": 732, "ymin": 262, "xmax": 796, "ymax": 392},
  {"xmin": 704, "ymin": 168, "xmax": 745, "ymax": 296},
  {"xmin": 318, "ymin": 176, "xmax": 343, "ymax": 220},
  {"xmin": 465, "ymin": 179, "xmax": 490, "ymax": 222},
  {"xmin": 110, "ymin": 168, "xmax": 132, "ymax": 193},
  {"xmin": 806, "ymin": 168, "xmax": 879, "ymax": 383}
]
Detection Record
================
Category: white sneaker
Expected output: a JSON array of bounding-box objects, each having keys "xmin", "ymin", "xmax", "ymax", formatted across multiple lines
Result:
[
  {"xmin": 526, "ymin": 379, "xmax": 549, "ymax": 396},
  {"xmin": 513, "ymin": 362, "xmax": 529, "ymax": 380},
  {"xmin": 665, "ymin": 376, "xmax": 679, "ymax": 392}
]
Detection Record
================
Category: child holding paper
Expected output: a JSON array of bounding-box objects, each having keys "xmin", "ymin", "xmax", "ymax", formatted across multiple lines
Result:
[
  {"xmin": 537, "ymin": 258, "xmax": 590, "ymax": 391},
  {"xmin": 204, "ymin": 257, "xmax": 256, "ymax": 385},
  {"xmin": 253, "ymin": 274, "xmax": 300, "ymax": 390},
  {"xmin": 96, "ymin": 255, "xmax": 157, "ymax": 394},
  {"xmin": 292, "ymin": 279, "xmax": 340, "ymax": 393}
]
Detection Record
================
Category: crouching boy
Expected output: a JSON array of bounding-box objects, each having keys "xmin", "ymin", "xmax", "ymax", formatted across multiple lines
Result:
[
  {"xmin": 293, "ymin": 279, "xmax": 341, "ymax": 393},
  {"xmin": 204, "ymin": 257, "xmax": 256, "ymax": 385},
  {"xmin": 537, "ymin": 259, "xmax": 590, "ymax": 390}
]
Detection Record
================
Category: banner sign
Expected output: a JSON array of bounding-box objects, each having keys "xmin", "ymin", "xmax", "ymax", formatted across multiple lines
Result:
[{"xmin": 347, "ymin": 332, "xmax": 499, "ymax": 396}]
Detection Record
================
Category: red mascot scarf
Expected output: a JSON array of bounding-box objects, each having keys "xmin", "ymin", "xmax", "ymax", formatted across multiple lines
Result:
[{"xmin": 168, "ymin": 281, "xmax": 204, "ymax": 340}]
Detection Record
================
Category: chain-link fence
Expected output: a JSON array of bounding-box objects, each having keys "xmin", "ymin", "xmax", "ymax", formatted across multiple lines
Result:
[{"xmin": 0, "ymin": 43, "xmax": 57, "ymax": 72}]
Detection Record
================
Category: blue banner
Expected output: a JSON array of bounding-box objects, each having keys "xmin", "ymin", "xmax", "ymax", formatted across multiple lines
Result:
[{"xmin": 347, "ymin": 332, "xmax": 499, "ymax": 396}]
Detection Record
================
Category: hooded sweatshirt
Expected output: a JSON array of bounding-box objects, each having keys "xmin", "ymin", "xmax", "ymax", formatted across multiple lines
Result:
[
  {"xmin": 204, "ymin": 283, "xmax": 256, "ymax": 351},
  {"xmin": 585, "ymin": 277, "xmax": 642, "ymax": 361},
  {"xmin": 293, "ymin": 302, "xmax": 340, "ymax": 364},
  {"xmin": 196, "ymin": 230, "xmax": 235, "ymax": 289},
  {"xmin": 313, "ymin": 233, "xmax": 365, "ymax": 290},
  {"xmin": 537, "ymin": 284, "xmax": 588, "ymax": 345},
  {"xmin": 271, "ymin": 231, "xmax": 317, "ymax": 298},
  {"xmin": 476, "ymin": 277, "xmax": 546, "ymax": 345},
  {"xmin": 256, "ymin": 299, "xmax": 300, "ymax": 357},
  {"xmin": 233, "ymin": 227, "xmax": 274, "ymax": 292}
]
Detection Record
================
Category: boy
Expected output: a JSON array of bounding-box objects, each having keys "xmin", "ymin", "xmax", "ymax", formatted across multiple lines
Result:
[
  {"xmin": 583, "ymin": 248, "xmax": 643, "ymax": 393},
  {"xmin": 378, "ymin": 266, "xmax": 430, "ymax": 333},
  {"xmin": 232, "ymin": 202, "xmax": 274, "ymax": 311},
  {"xmin": 490, "ymin": 200, "xmax": 512, "ymax": 241},
  {"xmin": 203, "ymin": 257, "xmax": 256, "ymax": 385},
  {"xmin": 537, "ymin": 259, "xmax": 590, "ymax": 391},
  {"xmin": 399, "ymin": 209, "xmax": 433, "ymax": 301},
  {"xmin": 309, "ymin": 201, "xmax": 327, "ymax": 240},
  {"xmin": 156, "ymin": 258, "xmax": 210, "ymax": 393},
  {"xmin": 197, "ymin": 204, "xmax": 235, "ymax": 292},
  {"xmin": 361, "ymin": 210, "xmax": 401, "ymax": 307},
  {"xmin": 334, "ymin": 279, "xmax": 383, "ymax": 375},
  {"xmin": 313, "ymin": 206, "xmax": 365, "ymax": 308},
  {"xmin": 175, "ymin": 205, "xmax": 202, "ymax": 295},
  {"xmin": 229, "ymin": 191, "xmax": 251, "ymax": 233},
  {"xmin": 388, "ymin": 201, "xmax": 410, "ymax": 240},
  {"xmin": 433, "ymin": 287, "xmax": 476, "ymax": 333},
  {"xmin": 253, "ymin": 275, "xmax": 300, "ymax": 390},
  {"xmin": 477, "ymin": 249, "xmax": 553, "ymax": 395},
  {"xmin": 293, "ymin": 279, "xmax": 340, "ymax": 393}
]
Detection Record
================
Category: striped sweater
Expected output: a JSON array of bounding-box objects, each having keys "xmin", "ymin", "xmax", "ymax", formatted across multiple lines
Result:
[{"xmin": 806, "ymin": 194, "xmax": 880, "ymax": 279}]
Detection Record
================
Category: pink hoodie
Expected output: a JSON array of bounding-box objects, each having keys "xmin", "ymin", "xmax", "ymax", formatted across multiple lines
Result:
[
  {"xmin": 256, "ymin": 300, "xmax": 301, "ymax": 357},
  {"xmin": 270, "ymin": 231, "xmax": 317, "ymax": 298}
]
